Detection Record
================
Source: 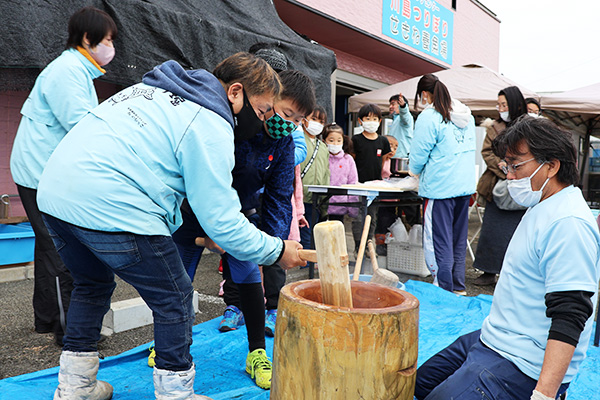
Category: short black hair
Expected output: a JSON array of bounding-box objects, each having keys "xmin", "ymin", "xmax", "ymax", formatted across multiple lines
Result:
[
  {"xmin": 279, "ymin": 70, "xmax": 316, "ymax": 117},
  {"xmin": 389, "ymin": 94, "xmax": 408, "ymax": 105},
  {"xmin": 358, "ymin": 103, "xmax": 382, "ymax": 120},
  {"xmin": 66, "ymin": 6, "xmax": 117, "ymax": 49},
  {"xmin": 525, "ymin": 97, "xmax": 541, "ymax": 110},
  {"xmin": 492, "ymin": 116, "xmax": 578, "ymax": 186}
]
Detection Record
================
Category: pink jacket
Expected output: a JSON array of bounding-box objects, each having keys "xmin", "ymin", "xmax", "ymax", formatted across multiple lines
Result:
[
  {"xmin": 288, "ymin": 165, "xmax": 305, "ymax": 242},
  {"xmin": 328, "ymin": 151, "xmax": 359, "ymax": 218}
]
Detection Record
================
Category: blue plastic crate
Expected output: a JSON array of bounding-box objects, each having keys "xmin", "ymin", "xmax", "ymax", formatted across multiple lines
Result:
[{"xmin": 0, "ymin": 223, "xmax": 35, "ymax": 265}]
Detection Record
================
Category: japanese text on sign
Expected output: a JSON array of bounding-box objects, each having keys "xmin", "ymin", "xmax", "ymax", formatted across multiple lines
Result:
[{"xmin": 383, "ymin": 0, "xmax": 454, "ymax": 64}]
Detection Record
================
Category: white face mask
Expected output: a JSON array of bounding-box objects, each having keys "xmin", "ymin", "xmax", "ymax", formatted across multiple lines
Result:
[
  {"xmin": 361, "ymin": 121, "xmax": 380, "ymax": 133},
  {"xmin": 327, "ymin": 144, "xmax": 343, "ymax": 154},
  {"xmin": 500, "ymin": 111, "xmax": 510, "ymax": 122},
  {"xmin": 507, "ymin": 162, "xmax": 549, "ymax": 207},
  {"xmin": 528, "ymin": 112, "xmax": 540, "ymax": 118},
  {"xmin": 305, "ymin": 120, "xmax": 324, "ymax": 136}
]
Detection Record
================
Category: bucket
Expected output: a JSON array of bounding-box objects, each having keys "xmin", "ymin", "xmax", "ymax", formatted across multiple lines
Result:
[{"xmin": 271, "ymin": 279, "xmax": 419, "ymax": 399}]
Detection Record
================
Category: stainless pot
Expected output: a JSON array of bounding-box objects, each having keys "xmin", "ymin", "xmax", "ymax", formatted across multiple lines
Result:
[{"xmin": 390, "ymin": 157, "xmax": 410, "ymax": 174}]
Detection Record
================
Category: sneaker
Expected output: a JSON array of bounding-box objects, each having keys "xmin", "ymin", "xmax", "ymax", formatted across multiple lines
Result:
[
  {"xmin": 265, "ymin": 309, "xmax": 277, "ymax": 337},
  {"xmin": 218, "ymin": 305, "xmax": 245, "ymax": 332},
  {"xmin": 453, "ymin": 290, "xmax": 467, "ymax": 296},
  {"xmin": 148, "ymin": 345, "xmax": 156, "ymax": 368},
  {"xmin": 245, "ymin": 349, "xmax": 272, "ymax": 389}
]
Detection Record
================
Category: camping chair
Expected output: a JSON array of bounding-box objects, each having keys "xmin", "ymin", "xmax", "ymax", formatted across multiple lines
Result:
[{"xmin": 466, "ymin": 193, "xmax": 484, "ymax": 261}]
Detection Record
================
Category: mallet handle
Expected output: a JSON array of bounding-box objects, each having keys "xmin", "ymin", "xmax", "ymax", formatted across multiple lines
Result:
[
  {"xmin": 367, "ymin": 239, "xmax": 379, "ymax": 272},
  {"xmin": 352, "ymin": 215, "xmax": 371, "ymax": 280}
]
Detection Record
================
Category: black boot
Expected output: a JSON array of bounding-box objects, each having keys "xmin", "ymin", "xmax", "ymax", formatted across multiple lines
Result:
[{"xmin": 473, "ymin": 272, "xmax": 497, "ymax": 286}]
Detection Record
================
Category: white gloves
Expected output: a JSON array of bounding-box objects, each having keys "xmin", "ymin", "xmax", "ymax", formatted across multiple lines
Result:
[{"xmin": 530, "ymin": 390, "xmax": 555, "ymax": 400}]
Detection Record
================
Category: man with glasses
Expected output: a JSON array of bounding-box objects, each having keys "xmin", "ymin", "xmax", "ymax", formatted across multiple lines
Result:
[{"xmin": 415, "ymin": 117, "xmax": 600, "ymax": 400}]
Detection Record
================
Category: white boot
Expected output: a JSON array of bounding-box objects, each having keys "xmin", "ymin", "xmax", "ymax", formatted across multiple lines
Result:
[
  {"xmin": 153, "ymin": 364, "xmax": 213, "ymax": 400},
  {"xmin": 54, "ymin": 351, "xmax": 113, "ymax": 400}
]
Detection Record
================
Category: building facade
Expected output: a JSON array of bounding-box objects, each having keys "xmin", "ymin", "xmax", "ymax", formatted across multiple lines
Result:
[
  {"xmin": 1, "ymin": 0, "xmax": 500, "ymax": 219},
  {"xmin": 274, "ymin": 0, "xmax": 500, "ymax": 129}
]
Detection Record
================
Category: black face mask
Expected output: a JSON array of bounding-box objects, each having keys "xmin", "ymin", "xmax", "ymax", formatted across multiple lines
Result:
[{"xmin": 232, "ymin": 89, "xmax": 263, "ymax": 141}]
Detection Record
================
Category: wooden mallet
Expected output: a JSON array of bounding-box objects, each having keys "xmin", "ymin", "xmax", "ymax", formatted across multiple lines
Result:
[{"xmin": 196, "ymin": 232, "xmax": 352, "ymax": 307}]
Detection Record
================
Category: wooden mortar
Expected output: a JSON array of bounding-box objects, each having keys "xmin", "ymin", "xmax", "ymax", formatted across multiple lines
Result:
[{"xmin": 271, "ymin": 279, "xmax": 419, "ymax": 399}]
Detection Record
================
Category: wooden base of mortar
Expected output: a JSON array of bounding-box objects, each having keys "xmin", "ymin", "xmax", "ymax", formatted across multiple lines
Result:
[{"xmin": 271, "ymin": 279, "xmax": 420, "ymax": 399}]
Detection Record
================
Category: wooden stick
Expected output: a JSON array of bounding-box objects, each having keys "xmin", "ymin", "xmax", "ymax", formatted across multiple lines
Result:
[
  {"xmin": 352, "ymin": 214, "xmax": 372, "ymax": 281},
  {"xmin": 367, "ymin": 239, "xmax": 379, "ymax": 272},
  {"xmin": 298, "ymin": 249, "xmax": 318, "ymax": 263},
  {"xmin": 314, "ymin": 221, "xmax": 353, "ymax": 308}
]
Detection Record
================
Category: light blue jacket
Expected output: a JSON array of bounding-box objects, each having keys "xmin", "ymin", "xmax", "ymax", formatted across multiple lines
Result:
[
  {"xmin": 292, "ymin": 127, "xmax": 307, "ymax": 166},
  {"xmin": 10, "ymin": 49, "xmax": 103, "ymax": 189},
  {"xmin": 37, "ymin": 61, "xmax": 283, "ymax": 266},
  {"xmin": 409, "ymin": 100, "xmax": 476, "ymax": 199},
  {"xmin": 389, "ymin": 104, "xmax": 414, "ymax": 158}
]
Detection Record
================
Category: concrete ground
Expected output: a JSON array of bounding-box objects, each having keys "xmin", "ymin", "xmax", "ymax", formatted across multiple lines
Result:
[{"xmin": 0, "ymin": 213, "xmax": 492, "ymax": 380}]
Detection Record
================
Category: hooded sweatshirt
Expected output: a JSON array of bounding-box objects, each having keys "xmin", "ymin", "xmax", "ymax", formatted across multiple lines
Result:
[
  {"xmin": 37, "ymin": 60, "xmax": 283, "ymax": 266},
  {"xmin": 409, "ymin": 99, "xmax": 476, "ymax": 199}
]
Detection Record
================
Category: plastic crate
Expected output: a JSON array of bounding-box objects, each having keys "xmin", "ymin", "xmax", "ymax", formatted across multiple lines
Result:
[
  {"xmin": 0, "ymin": 223, "xmax": 35, "ymax": 265},
  {"xmin": 387, "ymin": 241, "xmax": 430, "ymax": 277}
]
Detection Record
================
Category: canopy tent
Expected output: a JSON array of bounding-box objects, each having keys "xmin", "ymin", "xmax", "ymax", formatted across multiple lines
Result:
[
  {"xmin": 541, "ymin": 83, "xmax": 600, "ymax": 184},
  {"xmin": 347, "ymin": 64, "xmax": 538, "ymax": 118},
  {"xmin": 0, "ymin": 0, "xmax": 337, "ymax": 116},
  {"xmin": 541, "ymin": 83, "xmax": 600, "ymax": 137}
]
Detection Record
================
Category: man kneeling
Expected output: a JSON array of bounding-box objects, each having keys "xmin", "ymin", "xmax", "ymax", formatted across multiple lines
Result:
[{"xmin": 415, "ymin": 116, "xmax": 600, "ymax": 400}]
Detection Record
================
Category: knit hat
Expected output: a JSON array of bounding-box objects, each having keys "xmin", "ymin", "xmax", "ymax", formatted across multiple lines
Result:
[{"xmin": 254, "ymin": 48, "xmax": 288, "ymax": 72}]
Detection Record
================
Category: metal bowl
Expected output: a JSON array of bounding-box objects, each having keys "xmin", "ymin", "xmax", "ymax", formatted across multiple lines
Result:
[{"xmin": 390, "ymin": 158, "xmax": 410, "ymax": 174}]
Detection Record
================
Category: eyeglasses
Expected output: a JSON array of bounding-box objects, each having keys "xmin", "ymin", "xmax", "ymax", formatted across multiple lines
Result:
[{"xmin": 499, "ymin": 157, "xmax": 536, "ymax": 174}]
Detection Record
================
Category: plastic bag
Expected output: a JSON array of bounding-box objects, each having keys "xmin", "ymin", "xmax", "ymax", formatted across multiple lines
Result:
[
  {"xmin": 408, "ymin": 224, "xmax": 423, "ymax": 246},
  {"xmin": 388, "ymin": 218, "xmax": 408, "ymax": 242}
]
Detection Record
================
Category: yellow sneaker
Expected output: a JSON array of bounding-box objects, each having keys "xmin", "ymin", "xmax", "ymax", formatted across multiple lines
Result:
[
  {"xmin": 245, "ymin": 349, "xmax": 272, "ymax": 389},
  {"xmin": 148, "ymin": 345, "xmax": 156, "ymax": 368}
]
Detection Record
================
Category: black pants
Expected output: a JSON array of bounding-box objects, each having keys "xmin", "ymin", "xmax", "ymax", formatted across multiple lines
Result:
[
  {"xmin": 222, "ymin": 257, "xmax": 286, "ymax": 311},
  {"xmin": 17, "ymin": 185, "xmax": 73, "ymax": 337}
]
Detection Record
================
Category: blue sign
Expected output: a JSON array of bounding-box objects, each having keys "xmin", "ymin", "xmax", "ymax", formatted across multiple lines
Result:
[{"xmin": 382, "ymin": 0, "xmax": 454, "ymax": 64}]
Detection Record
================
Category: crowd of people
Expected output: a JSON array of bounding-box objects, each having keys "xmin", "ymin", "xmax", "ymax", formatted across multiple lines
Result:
[{"xmin": 7, "ymin": 5, "xmax": 600, "ymax": 400}]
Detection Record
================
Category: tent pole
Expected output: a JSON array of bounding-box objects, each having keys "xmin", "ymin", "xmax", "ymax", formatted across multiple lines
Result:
[
  {"xmin": 580, "ymin": 125, "xmax": 591, "ymax": 187},
  {"xmin": 580, "ymin": 117, "xmax": 600, "ymax": 197}
]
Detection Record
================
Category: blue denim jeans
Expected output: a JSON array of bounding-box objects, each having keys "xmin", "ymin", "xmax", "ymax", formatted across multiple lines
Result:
[
  {"xmin": 43, "ymin": 214, "xmax": 194, "ymax": 371},
  {"xmin": 415, "ymin": 330, "xmax": 569, "ymax": 400}
]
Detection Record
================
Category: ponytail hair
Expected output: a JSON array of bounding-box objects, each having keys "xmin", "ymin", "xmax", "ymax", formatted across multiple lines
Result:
[{"xmin": 414, "ymin": 74, "xmax": 452, "ymax": 123}]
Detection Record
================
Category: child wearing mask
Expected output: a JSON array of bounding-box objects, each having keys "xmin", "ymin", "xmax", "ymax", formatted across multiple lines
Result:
[
  {"xmin": 299, "ymin": 106, "xmax": 330, "ymax": 250},
  {"xmin": 351, "ymin": 104, "xmax": 392, "ymax": 251},
  {"xmin": 323, "ymin": 123, "xmax": 359, "ymax": 222}
]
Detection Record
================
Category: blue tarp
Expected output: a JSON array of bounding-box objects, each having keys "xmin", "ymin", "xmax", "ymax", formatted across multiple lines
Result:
[{"xmin": 1, "ymin": 280, "xmax": 598, "ymax": 399}]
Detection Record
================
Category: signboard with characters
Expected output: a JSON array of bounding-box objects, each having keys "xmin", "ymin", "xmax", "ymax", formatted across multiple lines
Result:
[{"xmin": 383, "ymin": 0, "xmax": 454, "ymax": 64}]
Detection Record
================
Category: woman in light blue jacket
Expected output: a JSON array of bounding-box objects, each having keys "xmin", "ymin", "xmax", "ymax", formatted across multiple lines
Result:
[
  {"xmin": 9, "ymin": 6, "xmax": 117, "ymax": 349},
  {"xmin": 409, "ymin": 74, "xmax": 476, "ymax": 294}
]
